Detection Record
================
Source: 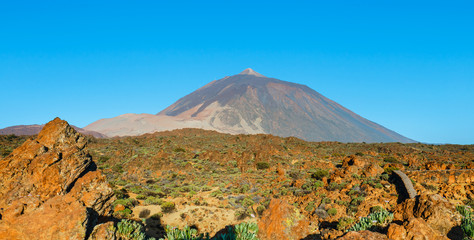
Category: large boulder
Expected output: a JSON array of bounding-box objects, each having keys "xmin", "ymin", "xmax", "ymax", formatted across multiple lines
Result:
[
  {"xmin": 393, "ymin": 194, "xmax": 462, "ymax": 237},
  {"xmin": 258, "ymin": 198, "xmax": 310, "ymax": 240},
  {"xmin": 0, "ymin": 118, "xmax": 114, "ymax": 239},
  {"xmin": 387, "ymin": 218, "xmax": 449, "ymax": 240}
]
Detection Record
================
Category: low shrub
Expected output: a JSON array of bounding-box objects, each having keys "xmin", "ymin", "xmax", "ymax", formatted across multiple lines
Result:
[
  {"xmin": 256, "ymin": 162, "xmax": 270, "ymax": 170},
  {"xmin": 328, "ymin": 208, "xmax": 337, "ymax": 216},
  {"xmin": 161, "ymin": 201, "xmax": 175, "ymax": 213},
  {"xmin": 139, "ymin": 209, "xmax": 151, "ymax": 218},
  {"xmin": 311, "ymin": 168, "xmax": 329, "ymax": 180}
]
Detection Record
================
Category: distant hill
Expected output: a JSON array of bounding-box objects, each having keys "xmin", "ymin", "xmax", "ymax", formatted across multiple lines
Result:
[
  {"xmin": 85, "ymin": 68, "xmax": 415, "ymax": 143},
  {"xmin": 0, "ymin": 124, "xmax": 107, "ymax": 138}
]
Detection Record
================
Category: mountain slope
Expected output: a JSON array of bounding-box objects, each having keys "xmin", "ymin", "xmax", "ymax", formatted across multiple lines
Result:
[{"xmin": 85, "ymin": 69, "xmax": 415, "ymax": 143}]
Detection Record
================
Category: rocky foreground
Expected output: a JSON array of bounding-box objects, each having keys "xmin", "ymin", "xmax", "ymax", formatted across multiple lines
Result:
[
  {"xmin": 0, "ymin": 118, "xmax": 472, "ymax": 239},
  {"xmin": 0, "ymin": 118, "xmax": 116, "ymax": 239}
]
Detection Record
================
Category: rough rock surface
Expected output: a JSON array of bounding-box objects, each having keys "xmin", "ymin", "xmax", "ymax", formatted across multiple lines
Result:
[
  {"xmin": 0, "ymin": 118, "xmax": 114, "ymax": 239},
  {"xmin": 258, "ymin": 198, "xmax": 310, "ymax": 240},
  {"xmin": 387, "ymin": 218, "xmax": 449, "ymax": 240},
  {"xmin": 336, "ymin": 230, "xmax": 388, "ymax": 240},
  {"xmin": 393, "ymin": 170, "xmax": 417, "ymax": 199},
  {"xmin": 393, "ymin": 194, "xmax": 462, "ymax": 237}
]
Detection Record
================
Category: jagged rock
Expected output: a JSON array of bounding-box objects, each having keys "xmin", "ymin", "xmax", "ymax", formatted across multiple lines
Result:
[
  {"xmin": 336, "ymin": 230, "xmax": 388, "ymax": 240},
  {"xmin": 393, "ymin": 194, "xmax": 462, "ymax": 237},
  {"xmin": 363, "ymin": 163, "xmax": 384, "ymax": 178},
  {"xmin": 88, "ymin": 222, "xmax": 116, "ymax": 240},
  {"xmin": 0, "ymin": 118, "xmax": 114, "ymax": 240},
  {"xmin": 388, "ymin": 218, "xmax": 448, "ymax": 240},
  {"xmin": 258, "ymin": 198, "xmax": 310, "ymax": 240},
  {"xmin": 387, "ymin": 223, "xmax": 407, "ymax": 240}
]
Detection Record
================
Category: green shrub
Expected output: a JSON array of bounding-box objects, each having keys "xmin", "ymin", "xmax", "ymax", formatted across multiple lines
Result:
[
  {"xmin": 139, "ymin": 209, "xmax": 151, "ymax": 218},
  {"xmin": 161, "ymin": 201, "xmax": 175, "ymax": 213},
  {"xmin": 136, "ymin": 194, "xmax": 147, "ymax": 200},
  {"xmin": 257, "ymin": 205, "xmax": 266, "ymax": 215},
  {"xmin": 242, "ymin": 197, "xmax": 255, "ymax": 207},
  {"xmin": 173, "ymin": 147, "xmax": 186, "ymax": 153},
  {"xmin": 210, "ymin": 189, "xmax": 223, "ymax": 198},
  {"xmin": 113, "ymin": 198, "xmax": 138, "ymax": 209},
  {"xmin": 337, "ymin": 217, "xmax": 355, "ymax": 231},
  {"xmin": 256, "ymin": 162, "xmax": 270, "ymax": 170},
  {"xmin": 160, "ymin": 225, "xmax": 207, "ymax": 240},
  {"xmin": 370, "ymin": 206, "xmax": 384, "ymax": 213},
  {"xmin": 348, "ymin": 209, "xmax": 393, "ymax": 232},
  {"xmin": 461, "ymin": 217, "xmax": 474, "ymax": 239},
  {"xmin": 311, "ymin": 168, "xmax": 329, "ymax": 180},
  {"xmin": 374, "ymin": 183, "xmax": 383, "ymax": 189},
  {"xmin": 384, "ymin": 166, "xmax": 399, "ymax": 174},
  {"xmin": 144, "ymin": 197, "xmax": 163, "ymax": 205},
  {"xmin": 234, "ymin": 222, "xmax": 259, "ymax": 240},
  {"xmin": 114, "ymin": 208, "xmax": 132, "ymax": 219},
  {"xmin": 383, "ymin": 156, "xmax": 397, "ymax": 163},
  {"xmin": 305, "ymin": 201, "xmax": 315, "ymax": 212},
  {"xmin": 328, "ymin": 208, "xmax": 337, "ymax": 216},
  {"xmin": 312, "ymin": 180, "xmax": 324, "ymax": 190},
  {"xmin": 328, "ymin": 182, "xmax": 346, "ymax": 191},
  {"xmin": 113, "ymin": 219, "xmax": 155, "ymax": 240}
]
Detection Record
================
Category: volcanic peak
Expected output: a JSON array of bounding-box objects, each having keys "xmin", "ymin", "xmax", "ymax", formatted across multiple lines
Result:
[{"xmin": 238, "ymin": 68, "xmax": 266, "ymax": 77}]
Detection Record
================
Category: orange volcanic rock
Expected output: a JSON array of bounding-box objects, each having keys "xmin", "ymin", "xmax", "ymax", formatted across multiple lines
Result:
[
  {"xmin": 336, "ymin": 230, "xmax": 388, "ymax": 240},
  {"xmin": 393, "ymin": 194, "xmax": 462, "ymax": 237},
  {"xmin": 363, "ymin": 163, "xmax": 384, "ymax": 178},
  {"xmin": 0, "ymin": 118, "xmax": 114, "ymax": 239},
  {"xmin": 388, "ymin": 218, "xmax": 449, "ymax": 240},
  {"xmin": 258, "ymin": 198, "xmax": 310, "ymax": 240}
]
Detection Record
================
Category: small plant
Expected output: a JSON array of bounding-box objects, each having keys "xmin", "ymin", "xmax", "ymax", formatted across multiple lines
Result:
[
  {"xmin": 161, "ymin": 201, "xmax": 176, "ymax": 213},
  {"xmin": 113, "ymin": 219, "xmax": 156, "ymax": 240},
  {"xmin": 461, "ymin": 217, "xmax": 474, "ymax": 239},
  {"xmin": 311, "ymin": 168, "xmax": 329, "ymax": 180},
  {"xmin": 348, "ymin": 208, "xmax": 393, "ymax": 232},
  {"xmin": 114, "ymin": 208, "xmax": 132, "ymax": 219},
  {"xmin": 150, "ymin": 212, "xmax": 162, "ymax": 220},
  {"xmin": 159, "ymin": 225, "xmax": 208, "ymax": 240},
  {"xmin": 337, "ymin": 216, "xmax": 355, "ymax": 231},
  {"xmin": 383, "ymin": 156, "xmax": 397, "ymax": 163},
  {"xmin": 144, "ymin": 196, "xmax": 163, "ymax": 205},
  {"xmin": 173, "ymin": 147, "xmax": 186, "ymax": 153},
  {"xmin": 139, "ymin": 209, "xmax": 151, "ymax": 218},
  {"xmin": 384, "ymin": 166, "xmax": 399, "ymax": 174},
  {"xmin": 234, "ymin": 222, "xmax": 259, "ymax": 240},
  {"xmin": 256, "ymin": 205, "xmax": 266, "ymax": 215},
  {"xmin": 457, "ymin": 205, "xmax": 474, "ymax": 239},
  {"xmin": 312, "ymin": 180, "xmax": 324, "ymax": 190},
  {"xmin": 256, "ymin": 162, "xmax": 270, "ymax": 170},
  {"xmin": 328, "ymin": 208, "xmax": 337, "ymax": 216},
  {"xmin": 136, "ymin": 194, "xmax": 147, "ymax": 200}
]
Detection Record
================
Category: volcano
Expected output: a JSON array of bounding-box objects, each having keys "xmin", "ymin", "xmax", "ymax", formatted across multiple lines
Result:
[{"xmin": 85, "ymin": 69, "xmax": 414, "ymax": 143}]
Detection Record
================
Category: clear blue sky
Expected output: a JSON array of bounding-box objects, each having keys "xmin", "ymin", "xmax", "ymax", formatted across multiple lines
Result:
[{"xmin": 1, "ymin": 1, "xmax": 473, "ymax": 144}]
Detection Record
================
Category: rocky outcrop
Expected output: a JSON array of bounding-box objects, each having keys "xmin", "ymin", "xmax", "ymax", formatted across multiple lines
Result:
[
  {"xmin": 393, "ymin": 194, "xmax": 463, "ymax": 238},
  {"xmin": 387, "ymin": 218, "xmax": 449, "ymax": 240},
  {"xmin": 393, "ymin": 170, "xmax": 417, "ymax": 199},
  {"xmin": 0, "ymin": 118, "xmax": 114, "ymax": 239},
  {"xmin": 258, "ymin": 198, "xmax": 310, "ymax": 240}
]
